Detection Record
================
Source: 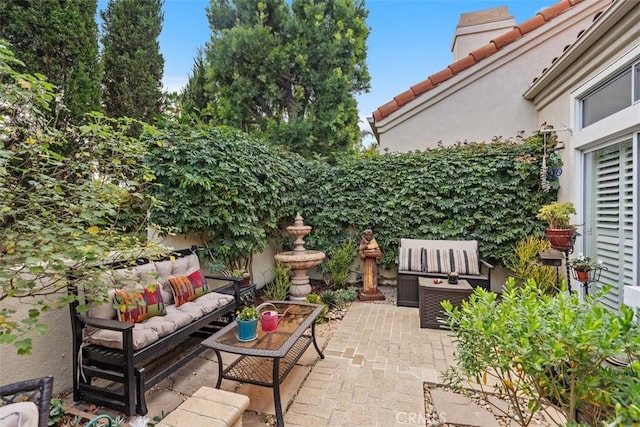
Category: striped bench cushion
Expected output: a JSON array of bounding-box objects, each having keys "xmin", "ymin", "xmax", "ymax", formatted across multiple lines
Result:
[
  {"xmin": 398, "ymin": 247, "xmax": 422, "ymax": 272},
  {"xmin": 422, "ymin": 248, "xmax": 480, "ymax": 275}
]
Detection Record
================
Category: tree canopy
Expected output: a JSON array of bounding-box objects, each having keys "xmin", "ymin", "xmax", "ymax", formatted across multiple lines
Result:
[
  {"xmin": 101, "ymin": 0, "xmax": 165, "ymax": 123},
  {"xmin": 0, "ymin": 0, "xmax": 102, "ymax": 125},
  {"xmin": 183, "ymin": 0, "xmax": 370, "ymax": 162}
]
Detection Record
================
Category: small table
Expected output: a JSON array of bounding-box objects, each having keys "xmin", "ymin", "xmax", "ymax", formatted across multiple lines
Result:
[
  {"xmin": 418, "ymin": 278, "xmax": 473, "ymax": 329},
  {"xmin": 202, "ymin": 301, "xmax": 325, "ymax": 427}
]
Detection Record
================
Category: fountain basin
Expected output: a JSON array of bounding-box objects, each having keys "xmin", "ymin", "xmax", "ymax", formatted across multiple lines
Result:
[{"xmin": 274, "ymin": 250, "xmax": 325, "ymax": 270}]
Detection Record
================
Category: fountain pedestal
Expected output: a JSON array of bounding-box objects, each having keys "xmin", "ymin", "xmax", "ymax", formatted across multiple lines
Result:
[{"xmin": 274, "ymin": 214, "xmax": 325, "ymax": 301}]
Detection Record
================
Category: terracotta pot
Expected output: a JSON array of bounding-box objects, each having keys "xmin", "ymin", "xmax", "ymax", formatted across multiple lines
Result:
[
  {"xmin": 545, "ymin": 228, "xmax": 575, "ymax": 251},
  {"xmin": 576, "ymin": 270, "xmax": 589, "ymax": 283}
]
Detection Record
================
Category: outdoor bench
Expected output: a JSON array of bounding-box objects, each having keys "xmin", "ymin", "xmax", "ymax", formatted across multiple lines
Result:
[
  {"xmin": 396, "ymin": 238, "xmax": 493, "ymax": 307},
  {"xmin": 68, "ymin": 247, "xmax": 241, "ymax": 416}
]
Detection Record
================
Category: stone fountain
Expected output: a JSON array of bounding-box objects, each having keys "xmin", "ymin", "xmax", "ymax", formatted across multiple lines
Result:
[{"xmin": 274, "ymin": 213, "xmax": 326, "ymax": 301}]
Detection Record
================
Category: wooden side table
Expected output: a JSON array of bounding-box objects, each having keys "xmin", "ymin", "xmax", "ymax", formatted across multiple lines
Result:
[{"xmin": 418, "ymin": 278, "xmax": 473, "ymax": 329}]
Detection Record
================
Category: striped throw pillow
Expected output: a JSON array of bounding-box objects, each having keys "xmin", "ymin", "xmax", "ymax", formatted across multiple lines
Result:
[
  {"xmin": 168, "ymin": 269, "xmax": 209, "ymax": 307},
  {"xmin": 421, "ymin": 248, "xmax": 449, "ymax": 273},
  {"xmin": 398, "ymin": 247, "xmax": 422, "ymax": 272},
  {"xmin": 422, "ymin": 248, "xmax": 480, "ymax": 275}
]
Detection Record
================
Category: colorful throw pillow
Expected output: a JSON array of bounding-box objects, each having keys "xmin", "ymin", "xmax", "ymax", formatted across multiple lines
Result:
[
  {"xmin": 114, "ymin": 285, "xmax": 166, "ymax": 323},
  {"xmin": 168, "ymin": 269, "xmax": 209, "ymax": 307},
  {"xmin": 398, "ymin": 247, "xmax": 422, "ymax": 272}
]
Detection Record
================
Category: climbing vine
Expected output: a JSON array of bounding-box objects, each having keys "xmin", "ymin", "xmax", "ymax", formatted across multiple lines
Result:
[{"xmin": 295, "ymin": 134, "xmax": 559, "ymax": 267}]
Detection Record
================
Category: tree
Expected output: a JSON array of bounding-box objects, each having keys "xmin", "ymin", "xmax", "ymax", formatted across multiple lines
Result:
[
  {"xmin": 0, "ymin": 41, "xmax": 159, "ymax": 354},
  {"xmin": 0, "ymin": 0, "xmax": 102, "ymax": 125},
  {"xmin": 199, "ymin": 0, "xmax": 370, "ymax": 161},
  {"xmin": 180, "ymin": 48, "xmax": 209, "ymax": 117},
  {"xmin": 101, "ymin": 0, "xmax": 165, "ymax": 123}
]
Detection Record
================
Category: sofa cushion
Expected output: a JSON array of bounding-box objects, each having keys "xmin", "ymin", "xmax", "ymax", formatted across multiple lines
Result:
[
  {"xmin": 422, "ymin": 248, "xmax": 450, "ymax": 273},
  {"xmin": 398, "ymin": 247, "xmax": 422, "ymax": 272},
  {"xmin": 172, "ymin": 253, "xmax": 200, "ymax": 276},
  {"xmin": 176, "ymin": 291, "xmax": 235, "ymax": 318},
  {"xmin": 88, "ymin": 323, "xmax": 161, "ymax": 351},
  {"xmin": 169, "ymin": 269, "xmax": 209, "ymax": 307},
  {"xmin": 449, "ymin": 249, "xmax": 480, "ymax": 275},
  {"xmin": 421, "ymin": 248, "xmax": 480, "ymax": 275},
  {"xmin": 114, "ymin": 285, "xmax": 167, "ymax": 323}
]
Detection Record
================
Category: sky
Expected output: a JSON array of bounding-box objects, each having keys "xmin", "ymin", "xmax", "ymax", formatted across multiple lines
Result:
[{"xmin": 100, "ymin": 0, "xmax": 555, "ymax": 126}]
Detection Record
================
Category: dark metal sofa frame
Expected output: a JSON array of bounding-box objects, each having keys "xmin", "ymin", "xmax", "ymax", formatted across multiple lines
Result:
[
  {"xmin": 68, "ymin": 247, "xmax": 241, "ymax": 416},
  {"xmin": 0, "ymin": 376, "xmax": 54, "ymax": 427}
]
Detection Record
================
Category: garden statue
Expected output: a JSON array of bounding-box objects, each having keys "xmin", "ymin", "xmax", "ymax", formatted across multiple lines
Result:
[{"xmin": 358, "ymin": 229, "xmax": 385, "ymax": 301}]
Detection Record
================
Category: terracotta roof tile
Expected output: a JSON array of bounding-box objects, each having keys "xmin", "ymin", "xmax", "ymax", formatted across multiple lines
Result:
[
  {"xmin": 516, "ymin": 14, "xmax": 546, "ymax": 34},
  {"xmin": 372, "ymin": 0, "xmax": 587, "ymax": 122},
  {"xmin": 428, "ymin": 68, "xmax": 455, "ymax": 85},
  {"xmin": 377, "ymin": 99, "xmax": 400, "ymax": 118},
  {"xmin": 470, "ymin": 42, "xmax": 499, "ymax": 61},
  {"xmin": 448, "ymin": 54, "xmax": 478, "ymax": 74},
  {"xmin": 491, "ymin": 28, "xmax": 522, "ymax": 49},
  {"xmin": 538, "ymin": 1, "xmax": 572, "ymax": 21},
  {"xmin": 410, "ymin": 79, "xmax": 435, "ymax": 96},
  {"xmin": 394, "ymin": 89, "xmax": 416, "ymax": 107}
]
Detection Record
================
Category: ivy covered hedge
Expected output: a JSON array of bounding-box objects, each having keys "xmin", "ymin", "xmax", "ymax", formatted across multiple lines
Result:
[
  {"xmin": 298, "ymin": 136, "xmax": 559, "ymax": 267},
  {"xmin": 144, "ymin": 122, "xmax": 558, "ymax": 269},
  {"xmin": 144, "ymin": 121, "xmax": 306, "ymax": 268}
]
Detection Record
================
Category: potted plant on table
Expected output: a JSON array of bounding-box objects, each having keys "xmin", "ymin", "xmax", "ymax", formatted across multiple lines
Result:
[
  {"xmin": 536, "ymin": 201, "xmax": 577, "ymax": 251},
  {"xmin": 236, "ymin": 306, "xmax": 259, "ymax": 342}
]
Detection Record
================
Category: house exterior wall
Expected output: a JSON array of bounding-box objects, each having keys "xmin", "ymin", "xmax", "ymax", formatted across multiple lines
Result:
[
  {"xmin": 529, "ymin": 2, "xmax": 640, "ymax": 305},
  {"xmin": 375, "ymin": 0, "xmax": 609, "ymax": 152}
]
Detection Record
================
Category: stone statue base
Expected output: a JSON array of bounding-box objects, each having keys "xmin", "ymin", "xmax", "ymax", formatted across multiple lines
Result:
[{"xmin": 357, "ymin": 290, "xmax": 386, "ymax": 301}]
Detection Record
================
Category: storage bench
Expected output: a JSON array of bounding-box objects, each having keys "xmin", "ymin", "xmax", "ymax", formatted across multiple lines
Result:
[
  {"xmin": 68, "ymin": 247, "xmax": 240, "ymax": 416},
  {"xmin": 419, "ymin": 278, "xmax": 473, "ymax": 329},
  {"xmin": 396, "ymin": 238, "xmax": 493, "ymax": 307}
]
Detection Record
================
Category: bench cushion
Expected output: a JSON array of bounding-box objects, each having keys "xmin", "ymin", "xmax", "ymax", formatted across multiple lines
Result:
[
  {"xmin": 422, "ymin": 248, "xmax": 480, "ymax": 275},
  {"xmin": 398, "ymin": 247, "xmax": 422, "ymax": 272},
  {"xmin": 86, "ymin": 292, "xmax": 234, "ymax": 350}
]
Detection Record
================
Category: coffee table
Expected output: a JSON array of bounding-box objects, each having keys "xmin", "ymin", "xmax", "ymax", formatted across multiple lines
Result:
[{"xmin": 202, "ymin": 301, "xmax": 325, "ymax": 427}]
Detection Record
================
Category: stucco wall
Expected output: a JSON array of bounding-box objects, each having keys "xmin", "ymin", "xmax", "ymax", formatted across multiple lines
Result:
[
  {"xmin": 376, "ymin": 0, "xmax": 609, "ymax": 152},
  {"xmin": 0, "ymin": 296, "xmax": 73, "ymax": 395}
]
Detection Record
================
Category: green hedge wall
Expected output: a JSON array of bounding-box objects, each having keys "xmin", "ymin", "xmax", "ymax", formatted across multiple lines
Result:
[
  {"xmin": 144, "ymin": 122, "xmax": 558, "ymax": 269},
  {"xmin": 295, "ymin": 136, "xmax": 559, "ymax": 267}
]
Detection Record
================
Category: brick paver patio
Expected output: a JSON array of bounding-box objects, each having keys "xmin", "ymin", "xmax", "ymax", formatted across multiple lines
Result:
[{"xmin": 284, "ymin": 301, "xmax": 457, "ymax": 427}]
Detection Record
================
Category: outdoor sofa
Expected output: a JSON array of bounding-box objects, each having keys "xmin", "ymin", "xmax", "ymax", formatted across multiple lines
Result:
[
  {"xmin": 68, "ymin": 247, "xmax": 240, "ymax": 416},
  {"xmin": 396, "ymin": 238, "xmax": 493, "ymax": 307}
]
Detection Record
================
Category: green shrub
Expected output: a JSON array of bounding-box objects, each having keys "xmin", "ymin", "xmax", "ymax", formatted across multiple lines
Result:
[
  {"xmin": 304, "ymin": 293, "xmax": 329, "ymax": 322},
  {"xmin": 320, "ymin": 290, "xmax": 337, "ymax": 307},
  {"xmin": 442, "ymin": 278, "xmax": 640, "ymax": 426},
  {"xmin": 324, "ymin": 239, "xmax": 357, "ymax": 289},
  {"xmin": 264, "ymin": 261, "xmax": 291, "ymax": 301},
  {"xmin": 503, "ymin": 236, "xmax": 559, "ymax": 294},
  {"xmin": 335, "ymin": 287, "xmax": 358, "ymax": 308}
]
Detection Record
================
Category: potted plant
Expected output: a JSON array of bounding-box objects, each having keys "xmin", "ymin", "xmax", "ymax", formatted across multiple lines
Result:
[
  {"xmin": 232, "ymin": 268, "xmax": 252, "ymax": 287},
  {"xmin": 236, "ymin": 306, "xmax": 259, "ymax": 342},
  {"xmin": 567, "ymin": 254, "xmax": 598, "ymax": 283},
  {"xmin": 536, "ymin": 201, "xmax": 577, "ymax": 251}
]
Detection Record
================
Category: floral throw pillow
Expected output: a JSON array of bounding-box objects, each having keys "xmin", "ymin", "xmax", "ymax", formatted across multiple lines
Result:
[
  {"xmin": 168, "ymin": 269, "xmax": 209, "ymax": 307},
  {"xmin": 113, "ymin": 285, "xmax": 167, "ymax": 323}
]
